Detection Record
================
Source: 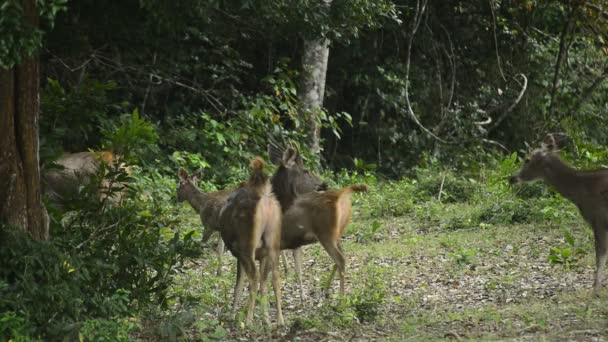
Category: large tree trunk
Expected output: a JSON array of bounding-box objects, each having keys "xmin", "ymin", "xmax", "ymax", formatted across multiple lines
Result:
[
  {"xmin": 0, "ymin": 0, "xmax": 48, "ymax": 240},
  {"xmin": 299, "ymin": 0, "xmax": 332, "ymax": 157}
]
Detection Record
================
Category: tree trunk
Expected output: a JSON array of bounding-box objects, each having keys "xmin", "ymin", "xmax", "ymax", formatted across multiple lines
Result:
[
  {"xmin": 299, "ymin": 0, "xmax": 332, "ymax": 157},
  {"xmin": 0, "ymin": 0, "xmax": 48, "ymax": 240},
  {"xmin": 548, "ymin": 4, "xmax": 577, "ymax": 116}
]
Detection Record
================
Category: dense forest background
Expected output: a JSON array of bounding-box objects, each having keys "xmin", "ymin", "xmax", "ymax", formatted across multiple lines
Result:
[
  {"xmin": 36, "ymin": 0, "xmax": 608, "ymax": 175},
  {"xmin": 2, "ymin": 0, "xmax": 608, "ymax": 340}
]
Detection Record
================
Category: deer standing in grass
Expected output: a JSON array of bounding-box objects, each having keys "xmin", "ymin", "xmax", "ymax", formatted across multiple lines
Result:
[
  {"xmin": 281, "ymin": 183, "xmax": 368, "ymax": 295},
  {"xmin": 510, "ymin": 134, "xmax": 608, "ymax": 296},
  {"xmin": 268, "ymin": 145, "xmax": 327, "ymax": 299},
  {"xmin": 176, "ymin": 169, "xmax": 231, "ymax": 275},
  {"xmin": 219, "ymin": 158, "xmax": 284, "ymax": 326}
]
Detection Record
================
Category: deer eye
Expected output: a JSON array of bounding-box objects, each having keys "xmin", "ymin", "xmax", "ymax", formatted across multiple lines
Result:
[{"xmin": 524, "ymin": 158, "xmax": 530, "ymax": 164}]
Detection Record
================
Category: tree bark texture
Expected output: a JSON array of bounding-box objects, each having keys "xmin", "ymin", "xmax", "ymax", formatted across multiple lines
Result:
[
  {"xmin": 0, "ymin": 0, "xmax": 48, "ymax": 240},
  {"xmin": 299, "ymin": 0, "xmax": 332, "ymax": 156}
]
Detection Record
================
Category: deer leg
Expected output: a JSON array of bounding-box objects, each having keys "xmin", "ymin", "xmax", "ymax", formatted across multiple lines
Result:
[
  {"xmin": 320, "ymin": 240, "xmax": 346, "ymax": 296},
  {"xmin": 216, "ymin": 238, "xmax": 225, "ymax": 276},
  {"xmin": 293, "ymin": 247, "xmax": 305, "ymax": 303},
  {"xmin": 281, "ymin": 251, "xmax": 289, "ymax": 275},
  {"xmin": 593, "ymin": 227, "xmax": 607, "ymax": 296},
  {"xmin": 259, "ymin": 257, "xmax": 271, "ymax": 326},
  {"xmin": 202, "ymin": 228, "xmax": 214, "ymax": 243},
  {"xmin": 231, "ymin": 261, "xmax": 246, "ymax": 320},
  {"xmin": 240, "ymin": 256, "xmax": 258, "ymax": 326},
  {"xmin": 270, "ymin": 249, "xmax": 285, "ymax": 326}
]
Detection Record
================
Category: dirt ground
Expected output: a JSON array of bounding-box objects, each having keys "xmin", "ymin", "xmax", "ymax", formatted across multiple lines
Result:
[{"xmin": 167, "ymin": 209, "xmax": 608, "ymax": 341}]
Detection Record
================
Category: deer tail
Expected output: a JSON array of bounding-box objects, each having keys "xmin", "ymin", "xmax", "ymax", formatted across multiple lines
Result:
[
  {"xmin": 248, "ymin": 157, "xmax": 268, "ymax": 187},
  {"xmin": 341, "ymin": 184, "xmax": 368, "ymax": 194}
]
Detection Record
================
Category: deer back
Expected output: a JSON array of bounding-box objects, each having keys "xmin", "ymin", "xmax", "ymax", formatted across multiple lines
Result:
[
  {"xmin": 43, "ymin": 151, "xmax": 130, "ymax": 204},
  {"xmin": 219, "ymin": 159, "xmax": 281, "ymax": 258},
  {"xmin": 281, "ymin": 184, "xmax": 367, "ymax": 249}
]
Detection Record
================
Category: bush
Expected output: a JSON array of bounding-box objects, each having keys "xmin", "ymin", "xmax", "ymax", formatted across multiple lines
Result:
[{"xmin": 0, "ymin": 225, "xmax": 134, "ymax": 339}]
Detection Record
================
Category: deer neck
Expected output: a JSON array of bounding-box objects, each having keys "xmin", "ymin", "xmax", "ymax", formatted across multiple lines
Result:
[
  {"xmin": 183, "ymin": 183, "xmax": 212, "ymax": 213},
  {"xmin": 543, "ymin": 156, "xmax": 581, "ymax": 202}
]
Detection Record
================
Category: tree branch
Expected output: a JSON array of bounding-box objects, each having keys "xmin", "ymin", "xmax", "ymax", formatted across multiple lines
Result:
[
  {"xmin": 403, "ymin": 0, "xmax": 448, "ymax": 144},
  {"xmin": 487, "ymin": 73, "xmax": 528, "ymax": 132}
]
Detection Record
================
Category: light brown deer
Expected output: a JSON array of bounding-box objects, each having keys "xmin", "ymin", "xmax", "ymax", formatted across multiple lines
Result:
[
  {"xmin": 219, "ymin": 158, "xmax": 284, "ymax": 326},
  {"xmin": 176, "ymin": 169, "xmax": 232, "ymax": 275},
  {"xmin": 268, "ymin": 144, "xmax": 327, "ymax": 299},
  {"xmin": 43, "ymin": 151, "xmax": 131, "ymax": 206},
  {"xmin": 510, "ymin": 133, "xmax": 608, "ymax": 296},
  {"xmin": 281, "ymin": 184, "xmax": 368, "ymax": 295}
]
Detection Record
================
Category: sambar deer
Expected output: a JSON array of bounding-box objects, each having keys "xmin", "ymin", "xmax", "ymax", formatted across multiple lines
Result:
[
  {"xmin": 510, "ymin": 133, "xmax": 608, "ymax": 296},
  {"xmin": 176, "ymin": 169, "xmax": 232, "ymax": 275},
  {"xmin": 268, "ymin": 144, "xmax": 327, "ymax": 299},
  {"xmin": 219, "ymin": 158, "xmax": 284, "ymax": 326},
  {"xmin": 176, "ymin": 145, "xmax": 326, "ymax": 278},
  {"xmin": 43, "ymin": 151, "xmax": 131, "ymax": 206},
  {"xmin": 281, "ymin": 183, "xmax": 368, "ymax": 296}
]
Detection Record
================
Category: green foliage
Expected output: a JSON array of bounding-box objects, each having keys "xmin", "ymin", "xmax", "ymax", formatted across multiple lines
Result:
[
  {"xmin": 79, "ymin": 318, "xmax": 137, "ymax": 342},
  {"xmin": 0, "ymin": 311, "xmax": 30, "ymax": 342},
  {"xmin": 0, "ymin": 226, "xmax": 134, "ymax": 339},
  {"xmin": 344, "ymin": 267, "xmax": 386, "ymax": 323},
  {"xmin": 1, "ymin": 134, "xmax": 201, "ymax": 339},
  {"xmin": 414, "ymin": 168, "xmax": 478, "ymax": 204},
  {"xmin": 101, "ymin": 109, "xmax": 160, "ymax": 163},
  {"xmin": 323, "ymin": 265, "xmax": 387, "ymax": 325},
  {"xmin": 0, "ymin": 0, "xmax": 67, "ymax": 68},
  {"xmin": 40, "ymin": 78, "xmax": 120, "ymax": 156},
  {"xmin": 450, "ymin": 249, "xmax": 477, "ymax": 266},
  {"xmin": 547, "ymin": 231, "xmax": 586, "ymax": 268}
]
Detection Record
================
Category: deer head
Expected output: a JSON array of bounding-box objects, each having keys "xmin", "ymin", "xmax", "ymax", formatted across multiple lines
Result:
[
  {"xmin": 269, "ymin": 145, "xmax": 327, "ymax": 212},
  {"xmin": 176, "ymin": 168, "xmax": 202, "ymax": 203},
  {"xmin": 509, "ymin": 133, "xmax": 569, "ymax": 184}
]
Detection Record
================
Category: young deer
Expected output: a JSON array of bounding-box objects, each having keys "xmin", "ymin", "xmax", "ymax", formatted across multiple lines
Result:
[
  {"xmin": 219, "ymin": 158, "xmax": 284, "ymax": 326},
  {"xmin": 281, "ymin": 184, "xmax": 368, "ymax": 295},
  {"xmin": 269, "ymin": 144, "xmax": 327, "ymax": 299},
  {"xmin": 176, "ymin": 169, "xmax": 231, "ymax": 275},
  {"xmin": 510, "ymin": 134, "xmax": 608, "ymax": 296}
]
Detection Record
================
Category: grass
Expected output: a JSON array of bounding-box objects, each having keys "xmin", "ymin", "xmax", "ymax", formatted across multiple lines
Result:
[
  {"xmin": 135, "ymin": 171, "xmax": 608, "ymax": 341},
  {"xmin": 142, "ymin": 204, "xmax": 606, "ymax": 340}
]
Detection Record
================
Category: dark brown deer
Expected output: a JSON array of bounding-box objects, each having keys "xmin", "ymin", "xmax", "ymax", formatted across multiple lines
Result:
[
  {"xmin": 510, "ymin": 134, "xmax": 608, "ymax": 296},
  {"xmin": 43, "ymin": 151, "xmax": 131, "ymax": 206},
  {"xmin": 176, "ymin": 169, "xmax": 232, "ymax": 275},
  {"xmin": 269, "ymin": 144, "xmax": 327, "ymax": 299},
  {"xmin": 219, "ymin": 158, "xmax": 284, "ymax": 326},
  {"xmin": 281, "ymin": 184, "xmax": 368, "ymax": 295}
]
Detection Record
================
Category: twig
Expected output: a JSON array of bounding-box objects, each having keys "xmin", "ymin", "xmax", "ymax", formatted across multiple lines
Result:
[
  {"xmin": 438, "ymin": 174, "xmax": 446, "ymax": 201},
  {"xmin": 482, "ymin": 138, "xmax": 509, "ymax": 153}
]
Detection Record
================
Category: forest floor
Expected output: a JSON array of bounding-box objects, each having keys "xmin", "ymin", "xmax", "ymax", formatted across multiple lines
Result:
[{"xmin": 153, "ymin": 201, "xmax": 608, "ymax": 341}]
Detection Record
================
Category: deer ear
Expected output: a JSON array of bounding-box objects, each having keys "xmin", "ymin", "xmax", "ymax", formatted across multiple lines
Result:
[
  {"xmin": 268, "ymin": 143, "xmax": 283, "ymax": 165},
  {"xmin": 282, "ymin": 147, "xmax": 297, "ymax": 168},
  {"xmin": 178, "ymin": 168, "xmax": 189, "ymax": 182},
  {"xmin": 192, "ymin": 168, "xmax": 203, "ymax": 182},
  {"xmin": 542, "ymin": 134, "xmax": 558, "ymax": 152}
]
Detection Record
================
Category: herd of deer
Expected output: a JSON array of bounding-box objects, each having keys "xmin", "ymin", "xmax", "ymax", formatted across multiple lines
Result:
[{"xmin": 43, "ymin": 133, "xmax": 607, "ymax": 326}]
